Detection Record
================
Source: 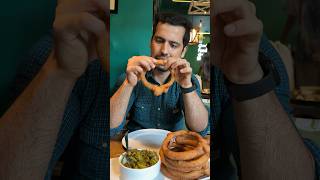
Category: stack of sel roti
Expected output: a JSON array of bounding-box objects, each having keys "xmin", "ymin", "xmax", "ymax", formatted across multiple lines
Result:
[{"xmin": 160, "ymin": 130, "xmax": 210, "ymax": 180}]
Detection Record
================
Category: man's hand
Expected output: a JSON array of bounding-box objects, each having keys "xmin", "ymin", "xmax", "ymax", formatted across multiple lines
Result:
[
  {"xmin": 213, "ymin": 0, "xmax": 264, "ymax": 84},
  {"xmin": 126, "ymin": 56, "xmax": 157, "ymax": 87},
  {"xmin": 54, "ymin": 0, "xmax": 107, "ymax": 79},
  {"xmin": 166, "ymin": 58, "xmax": 193, "ymax": 88}
]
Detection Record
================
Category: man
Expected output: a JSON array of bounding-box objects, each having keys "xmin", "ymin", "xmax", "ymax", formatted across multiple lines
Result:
[
  {"xmin": 110, "ymin": 13, "xmax": 209, "ymax": 136},
  {"xmin": 0, "ymin": 0, "xmax": 108, "ymax": 179},
  {"xmin": 212, "ymin": 0, "xmax": 319, "ymax": 179}
]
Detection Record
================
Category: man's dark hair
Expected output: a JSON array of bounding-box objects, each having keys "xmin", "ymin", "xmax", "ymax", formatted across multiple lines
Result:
[{"xmin": 152, "ymin": 12, "xmax": 192, "ymax": 48}]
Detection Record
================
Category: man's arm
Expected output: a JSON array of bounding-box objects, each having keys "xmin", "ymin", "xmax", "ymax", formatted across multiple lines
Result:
[
  {"xmin": 166, "ymin": 57, "xmax": 209, "ymax": 133},
  {"xmin": 234, "ymin": 36, "xmax": 314, "ymax": 180},
  {"xmin": 234, "ymin": 92, "xmax": 314, "ymax": 180},
  {"xmin": 0, "ymin": 55, "xmax": 77, "ymax": 179},
  {"xmin": 110, "ymin": 79, "xmax": 134, "ymax": 129},
  {"xmin": 183, "ymin": 78, "xmax": 208, "ymax": 133},
  {"xmin": 110, "ymin": 56, "xmax": 156, "ymax": 130},
  {"xmin": 214, "ymin": 0, "xmax": 314, "ymax": 179}
]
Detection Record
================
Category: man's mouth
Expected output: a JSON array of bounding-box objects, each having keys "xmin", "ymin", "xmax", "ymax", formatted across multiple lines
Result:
[{"xmin": 155, "ymin": 56, "xmax": 168, "ymax": 60}]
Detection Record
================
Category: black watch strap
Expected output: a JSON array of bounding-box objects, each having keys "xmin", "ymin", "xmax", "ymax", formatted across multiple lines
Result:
[
  {"xmin": 225, "ymin": 52, "xmax": 280, "ymax": 101},
  {"xmin": 181, "ymin": 82, "xmax": 197, "ymax": 94}
]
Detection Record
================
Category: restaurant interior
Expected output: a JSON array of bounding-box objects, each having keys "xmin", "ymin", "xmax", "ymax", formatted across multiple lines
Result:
[
  {"xmin": 0, "ymin": 0, "xmax": 319, "ymax": 179},
  {"xmin": 109, "ymin": 0, "xmax": 210, "ymax": 134}
]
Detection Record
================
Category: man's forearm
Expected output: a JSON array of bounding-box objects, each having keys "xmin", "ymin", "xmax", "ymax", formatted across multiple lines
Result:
[
  {"xmin": 183, "ymin": 91, "xmax": 208, "ymax": 132},
  {"xmin": 0, "ymin": 54, "xmax": 77, "ymax": 180},
  {"xmin": 110, "ymin": 79, "xmax": 133, "ymax": 129},
  {"xmin": 234, "ymin": 92, "xmax": 314, "ymax": 180}
]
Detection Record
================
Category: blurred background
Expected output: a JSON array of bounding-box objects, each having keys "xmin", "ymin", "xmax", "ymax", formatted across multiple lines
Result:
[{"xmin": 0, "ymin": 1, "xmax": 55, "ymax": 115}]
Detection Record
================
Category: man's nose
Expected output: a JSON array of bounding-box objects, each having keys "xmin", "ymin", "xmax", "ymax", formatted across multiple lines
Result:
[{"xmin": 160, "ymin": 42, "xmax": 170, "ymax": 56}]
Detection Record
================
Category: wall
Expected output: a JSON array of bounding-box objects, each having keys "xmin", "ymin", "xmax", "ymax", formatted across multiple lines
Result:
[
  {"xmin": 0, "ymin": 2, "xmax": 55, "ymax": 115},
  {"xmin": 110, "ymin": 0, "xmax": 153, "ymax": 89},
  {"xmin": 251, "ymin": 0, "xmax": 296, "ymax": 42}
]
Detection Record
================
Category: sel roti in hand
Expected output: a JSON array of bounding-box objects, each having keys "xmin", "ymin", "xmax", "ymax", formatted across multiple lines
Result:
[{"xmin": 140, "ymin": 60, "xmax": 175, "ymax": 96}]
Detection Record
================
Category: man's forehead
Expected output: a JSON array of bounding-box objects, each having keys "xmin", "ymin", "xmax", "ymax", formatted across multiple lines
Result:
[
  {"xmin": 154, "ymin": 22, "xmax": 185, "ymax": 43},
  {"xmin": 156, "ymin": 22, "xmax": 186, "ymax": 32}
]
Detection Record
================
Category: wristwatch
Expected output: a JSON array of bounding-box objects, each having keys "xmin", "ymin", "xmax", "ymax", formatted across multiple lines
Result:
[
  {"xmin": 181, "ymin": 80, "xmax": 197, "ymax": 94},
  {"xmin": 225, "ymin": 52, "xmax": 281, "ymax": 101}
]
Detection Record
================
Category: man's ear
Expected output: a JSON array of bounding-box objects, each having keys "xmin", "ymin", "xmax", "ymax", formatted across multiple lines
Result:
[{"xmin": 181, "ymin": 46, "xmax": 188, "ymax": 58}]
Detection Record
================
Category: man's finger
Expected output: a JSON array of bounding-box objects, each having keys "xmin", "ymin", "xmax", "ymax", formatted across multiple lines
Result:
[
  {"xmin": 127, "ymin": 66, "xmax": 143, "ymax": 77},
  {"xmin": 223, "ymin": 18, "xmax": 263, "ymax": 38},
  {"xmin": 171, "ymin": 60, "xmax": 188, "ymax": 69},
  {"xmin": 138, "ymin": 60, "xmax": 153, "ymax": 71},
  {"xmin": 134, "ymin": 66, "xmax": 144, "ymax": 75},
  {"xmin": 179, "ymin": 67, "xmax": 192, "ymax": 74},
  {"xmin": 140, "ymin": 56, "xmax": 157, "ymax": 69},
  {"xmin": 165, "ymin": 57, "xmax": 177, "ymax": 69},
  {"xmin": 54, "ymin": 12, "xmax": 106, "ymax": 40}
]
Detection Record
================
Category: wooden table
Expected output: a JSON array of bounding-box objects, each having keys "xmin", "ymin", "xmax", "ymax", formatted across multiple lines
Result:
[{"xmin": 110, "ymin": 139, "xmax": 125, "ymax": 158}]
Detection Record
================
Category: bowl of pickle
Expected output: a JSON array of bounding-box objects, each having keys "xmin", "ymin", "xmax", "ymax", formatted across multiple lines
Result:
[{"xmin": 119, "ymin": 149, "xmax": 160, "ymax": 180}]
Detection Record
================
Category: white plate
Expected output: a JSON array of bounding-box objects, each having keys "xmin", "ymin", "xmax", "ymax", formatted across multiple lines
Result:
[
  {"xmin": 121, "ymin": 129, "xmax": 170, "ymax": 152},
  {"xmin": 110, "ymin": 158, "xmax": 210, "ymax": 180}
]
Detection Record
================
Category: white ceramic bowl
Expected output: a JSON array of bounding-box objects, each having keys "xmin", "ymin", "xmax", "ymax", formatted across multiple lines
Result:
[{"xmin": 119, "ymin": 150, "xmax": 161, "ymax": 180}]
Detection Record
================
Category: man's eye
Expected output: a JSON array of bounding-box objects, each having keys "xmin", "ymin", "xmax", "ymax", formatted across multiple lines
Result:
[
  {"xmin": 155, "ymin": 38, "xmax": 164, "ymax": 43},
  {"xmin": 171, "ymin": 43, "xmax": 178, "ymax": 48}
]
